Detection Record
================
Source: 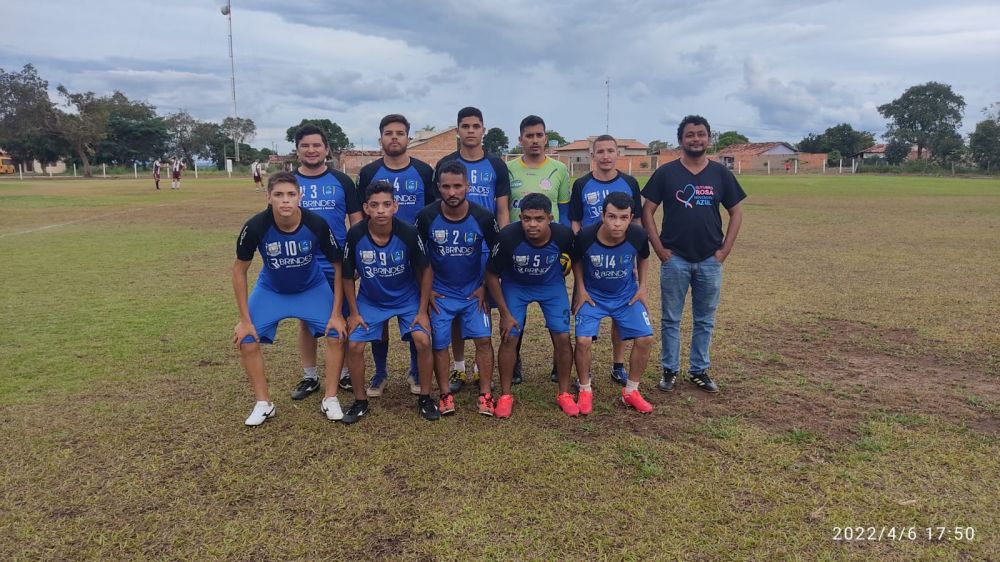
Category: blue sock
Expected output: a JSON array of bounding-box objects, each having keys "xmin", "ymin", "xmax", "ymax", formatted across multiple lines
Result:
[{"xmin": 372, "ymin": 340, "xmax": 389, "ymax": 375}]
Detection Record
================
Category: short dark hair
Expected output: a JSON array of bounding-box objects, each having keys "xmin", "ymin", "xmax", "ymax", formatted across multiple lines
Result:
[
  {"xmin": 436, "ymin": 160, "xmax": 468, "ymax": 182},
  {"xmin": 519, "ymin": 193, "xmax": 551, "ymax": 214},
  {"xmin": 267, "ymin": 171, "xmax": 298, "ymax": 193},
  {"xmin": 519, "ymin": 115, "xmax": 545, "ymax": 134},
  {"xmin": 379, "ymin": 114, "xmax": 410, "ymax": 135},
  {"xmin": 294, "ymin": 124, "xmax": 328, "ymax": 147},
  {"xmin": 592, "ymin": 134, "xmax": 617, "ymax": 149},
  {"xmin": 457, "ymin": 107, "xmax": 483, "ymax": 124},
  {"xmin": 364, "ymin": 179, "xmax": 394, "ymax": 202},
  {"xmin": 677, "ymin": 115, "xmax": 711, "ymax": 142},
  {"xmin": 602, "ymin": 192, "xmax": 634, "ymax": 214}
]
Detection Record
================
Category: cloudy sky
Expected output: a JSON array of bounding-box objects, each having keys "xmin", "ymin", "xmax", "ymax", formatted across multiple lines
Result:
[{"xmin": 2, "ymin": 0, "xmax": 998, "ymax": 152}]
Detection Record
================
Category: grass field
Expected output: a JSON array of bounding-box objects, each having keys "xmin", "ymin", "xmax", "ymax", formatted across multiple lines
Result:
[{"xmin": 1, "ymin": 174, "xmax": 997, "ymax": 561}]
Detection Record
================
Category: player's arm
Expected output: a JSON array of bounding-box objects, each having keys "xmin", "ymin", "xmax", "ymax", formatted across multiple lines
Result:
[
  {"xmin": 568, "ymin": 176, "xmax": 584, "ymax": 233},
  {"xmin": 571, "ymin": 260, "xmax": 593, "ymax": 314},
  {"xmin": 627, "ymin": 175, "xmax": 643, "ymax": 225},
  {"xmin": 231, "ymin": 258, "xmax": 258, "ymax": 345},
  {"xmin": 715, "ymin": 203, "xmax": 743, "ymax": 264},
  {"xmin": 315, "ymin": 221, "xmax": 347, "ymax": 339},
  {"xmin": 629, "ymin": 226, "xmax": 652, "ymax": 306},
  {"xmin": 641, "ymin": 199, "xmax": 670, "ymax": 262},
  {"xmin": 630, "ymin": 253, "xmax": 650, "ymax": 307},
  {"xmin": 485, "ymin": 234, "xmax": 519, "ymax": 341},
  {"xmin": 495, "ymin": 196, "xmax": 510, "ymax": 228},
  {"xmin": 341, "ymin": 229, "xmax": 367, "ymax": 332},
  {"xmin": 415, "ymin": 266, "xmax": 433, "ymax": 332},
  {"xmin": 492, "ymin": 156, "xmax": 512, "ymax": 228},
  {"xmin": 557, "ymin": 167, "xmax": 571, "ymax": 227}
]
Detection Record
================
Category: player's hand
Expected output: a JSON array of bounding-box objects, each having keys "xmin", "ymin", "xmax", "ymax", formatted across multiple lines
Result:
[
  {"xmin": 655, "ymin": 246, "xmax": 673, "ymax": 262},
  {"xmin": 499, "ymin": 313, "xmax": 521, "ymax": 343},
  {"xmin": 714, "ymin": 247, "xmax": 730, "ymax": 264},
  {"xmin": 573, "ymin": 288, "xmax": 595, "ymax": 315},
  {"xmin": 429, "ymin": 290, "xmax": 443, "ymax": 315},
  {"xmin": 628, "ymin": 285, "xmax": 649, "ymax": 308},
  {"xmin": 469, "ymin": 285, "xmax": 489, "ymax": 313},
  {"xmin": 348, "ymin": 313, "xmax": 368, "ymax": 335},
  {"xmin": 413, "ymin": 311, "xmax": 432, "ymax": 334},
  {"xmin": 233, "ymin": 320, "xmax": 258, "ymax": 346},
  {"xmin": 325, "ymin": 315, "xmax": 347, "ymax": 341}
]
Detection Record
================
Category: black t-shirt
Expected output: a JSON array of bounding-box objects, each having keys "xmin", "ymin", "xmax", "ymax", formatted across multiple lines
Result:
[{"xmin": 640, "ymin": 160, "xmax": 746, "ymax": 262}]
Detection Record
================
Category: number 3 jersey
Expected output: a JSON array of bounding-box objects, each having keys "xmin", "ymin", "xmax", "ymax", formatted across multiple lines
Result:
[
  {"xmin": 341, "ymin": 217, "xmax": 429, "ymax": 308},
  {"xmin": 572, "ymin": 223, "xmax": 649, "ymax": 303},
  {"xmin": 295, "ymin": 167, "xmax": 360, "ymax": 245},
  {"xmin": 487, "ymin": 222, "xmax": 574, "ymax": 287},
  {"xmin": 415, "ymin": 202, "xmax": 500, "ymax": 299},
  {"xmin": 235, "ymin": 207, "xmax": 343, "ymax": 294}
]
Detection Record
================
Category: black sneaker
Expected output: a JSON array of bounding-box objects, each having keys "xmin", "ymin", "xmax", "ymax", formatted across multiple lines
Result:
[
  {"xmin": 341, "ymin": 400, "xmax": 370, "ymax": 424},
  {"xmin": 291, "ymin": 377, "xmax": 320, "ymax": 400},
  {"xmin": 338, "ymin": 372, "xmax": 352, "ymax": 391},
  {"xmin": 418, "ymin": 396, "xmax": 441, "ymax": 421},
  {"xmin": 657, "ymin": 370, "xmax": 678, "ymax": 392},
  {"xmin": 688, "ymin": 371, "xmax": 719, "ymax": 393},
  {"xmin": 512, "ymin": 356, "xmax": 523, "ymax": 385}
]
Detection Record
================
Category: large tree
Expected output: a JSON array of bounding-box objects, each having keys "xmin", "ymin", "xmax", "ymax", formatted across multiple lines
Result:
[
  {"xmin": 53, "ymin": 86, "xmax": 113, "ymax": 177},
  {"xmin": 715, "ymin": 131, "xmax": 749, "ymax": 151},
  {"xmin": 546, "ymin": 130, "xmax": 567, "ymax": 147},
  {"xmin": 878, "ymin": 81, "xmax": 965, "ymax": 161},
  {"xmin": 646, "ymin": 139, "xmax": 673, "ymax": 155},
  {"xmin": 164, "ymin": 111, "xmax": 212, "ymax": 167},
  {"xmin": 285, "ymin": 119, "xmax": 351, "ymax": 151},
  {"xmin": 483, "ymin": 127, "xmax": 509, "ymax": 155},
  {"xmin": 221, "ymin": 116, "xmax": 256, "ymax": 160},
  {"xmin": 796, "ymin": 124, "xmax": 875, "ymax": 157},
  {"xmin": 884, "ymin": 140, "xmax": 912, "ymax": 165},
  {"xmin": 969, "ymin": 118, "xmax": 1000, "ymax": 171},
  {"xmin": 0, "ymin": 64, "xmax": 60, "ymax": 167},
  {"xmin": 93, "ymin": 92, "xmax": 168, "ymax": 166}
]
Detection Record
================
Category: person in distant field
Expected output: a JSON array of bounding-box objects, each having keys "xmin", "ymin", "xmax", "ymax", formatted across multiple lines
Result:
[
  {"xmin": 640, "ymin": 115, "xmax": 746, "ymax": 395},
  {"xmin": 432, "ymin": 106, "xmax": 511, "ymax": 393},
  {"xmin": 340, "ymin": 180, "xmax": 441, "ymax": 423},
  {"xmin": 252, "ymin": 159, "xmax": 265, "ymax": 192},
  {"xmin": 506, "ymin": 115, "xmax": 571, "ymax": 385},
  {"xmin": 568, "ymin": 134, "xmax": 643, "ymax": 388},
  {"xmin": 153, "ymin": 157, "xmax": 163, "ymax": 190},
  {"xmin": 485, "ymin": 193, "xmax": 577, "ymax": 419},
  {"xmin": 170, "ymin": 156, "xmax": 185, "ymax": 190},
  {"xmin": 231, "ymin": 172, "xmax": 347, "ymax": 426},
  {"xmin": 287, "ymin": 124, "xmax": 364, "ymax": 403},
  {"xmin": 572, "ymin": 192, "xmax": 655, "ymax": 415},
  {"xmin": 357, "ymin": 114, "xmax": 436, "ymax": 397},
  {"xmin": 784, "ymin": 160, "xmax": 791, "ymax": 174},
  {"xmin": 417, "ymin": 160, "xmax": 501, "ymax": 416}
]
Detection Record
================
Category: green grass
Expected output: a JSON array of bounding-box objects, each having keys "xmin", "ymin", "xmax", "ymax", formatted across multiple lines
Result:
[{"xmin": 1, "ymin": 175, "xmax": 998, "ymax": 560}]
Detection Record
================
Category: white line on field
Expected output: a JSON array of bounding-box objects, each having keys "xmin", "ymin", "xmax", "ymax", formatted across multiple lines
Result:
[{"xmin": 0, "ymin": 203, "xmax": 174, "ymax": 239}]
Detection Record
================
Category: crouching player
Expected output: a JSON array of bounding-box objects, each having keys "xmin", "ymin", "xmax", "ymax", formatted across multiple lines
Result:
[
  {"xmin": 232, "ymin": 172, "xmax": 347, "ymax": 426},
  {"xmin": 486, "ymin": 193, "xmax": 577, "ymax": 418},
  {"xmin": 572, "ymin": 192, "xmax": 655, "ymax": 414},
  {"xmin": 416, "ymin": 160, "xmax": 500, "ymax": 415},
  {"xmin": 341, "ymin": 180, "xmax": 442, "ymax": 423}
]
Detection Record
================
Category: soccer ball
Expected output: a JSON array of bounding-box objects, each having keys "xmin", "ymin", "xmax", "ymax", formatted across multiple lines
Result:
[{"xmin": 559, "ymin": 252, "xmax": 572, "ymax": 276}]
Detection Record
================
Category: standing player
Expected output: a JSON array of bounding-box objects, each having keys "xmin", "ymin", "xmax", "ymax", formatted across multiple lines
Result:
[
  {"xmin": 568, "ymin": 135, "xmax": 643, "ymax": 387},
  {"xmin": 153, "ymin": 157, "xmax": 163, "ymax": 190},
  {"xmin": 485, "ymin": 193, "xmax": 577, "ymax": 418},
  {"xmin": 232, "ymin": 172, "xmax": 347, "ymax": 426},
  {"xmin": 641, "ymin": 115, "xmax": 746, "ymax": 394},
  {"xmin": 417, "ymin": 160, "xmax": 500, "ymax": 415},
  {"xmin": 341, "ymin": 180, "xmax": 441, "ymax": 423},
  {"xmin": 357, "ymin": 114, "xmax": 436, "ymax": 396},
  {"xmin": 572, "ymin": 192, "xmax": 655, "ymax": 414},
  {"xmin": 251, "ymin": 159, "xmax": 265, "ymax": 192},
  {"xmin": 170, "ymin": 156, "xmax": 185, "ymax": 190},
  {"xmin": 288, "ymin": 124, "xmax": 363, "ymax": 403},
  {"xmin": 433, "ymin": 106, "xmax": 511, "ymax": 392}
]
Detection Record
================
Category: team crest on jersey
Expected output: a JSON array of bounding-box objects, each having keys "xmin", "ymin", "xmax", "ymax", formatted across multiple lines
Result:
[
  {"xmin": 481, "ymin": 171, "xmax": 492, "ymax": 182},
  {"xmin": 361, "ymin": 250, "xmax": 376, "ymax": 265},
  {"xmin": 392, "ymin": 250, "xmax": 404, "ymax": 263},
  {"xmin": 590, "ymin": 255, "xmax": 603, "ymax": 267},
  {"xmin": 622, "ymin": 254, "xmax": 632, "ymax": 265},
  {"xmin": 298, "ymin": 240, "xmax": 312, "ymax": 254},
  {"xmin": 464, "ymin": 232, "xmax": 477, "ymax": 244},
  {"xmin": 586, "ymin": 191, "xmax": 600, "ymax": 205},
  {"xmin": 323, "ymin": 185, "xmax": 334, "ymax": 196},
  {"xmin": 266, "ymin": 242, "xmax": 281, "ymax": 257},
  {"xmin": 545, "ymin": 255, "xmax": 556, "ymax": 264},
  {"xmin": 540, "ymin": 179, "xmax": 552, "ymax": 189},
  {"xmin": 433, "ymin": 230, "xmax": 448, "ymax": 244},
  {"xmin": 405, "ymin": 179, "xmax": 418, "ymax": 193},
  {"xmin": 514, "ymin": 255, "xmax": 529, "ymax": 266}
]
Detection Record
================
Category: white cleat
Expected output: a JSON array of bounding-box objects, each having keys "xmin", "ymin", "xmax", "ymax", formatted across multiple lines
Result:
[
  {"xmin": 244, "ymin": 401, "xmax": 275, "ymax": 426},
  {"xmin": 321, "ymin": 396, "xmax": 344, "ymax": 421}
]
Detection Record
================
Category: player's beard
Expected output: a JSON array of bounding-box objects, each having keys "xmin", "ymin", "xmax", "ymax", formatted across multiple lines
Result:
[
  {"xmin": 383, "ymin": 144, "xmax": 406, "ymax": 158},
  {"xmin": 682, "ymin": 146, "xmax": 706, "ymax": 158}
]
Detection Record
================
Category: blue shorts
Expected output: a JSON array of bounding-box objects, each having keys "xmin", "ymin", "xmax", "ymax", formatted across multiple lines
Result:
[
  {"xmin": 244, "ymin": 282, "xmax": 339, "ymax": 344},
  {"xmin": 502, "ymin": 282, "xmax": 571, "ymax": 337},
  {"xmin": 431, "ymin": 296, "xmax": 492, "ymax": 350},
  {"xmin": 574, "ymin": 298, "xmax": 653, "ymax": 340},
  {"xmin": 349, "ymin": 297, "xmax": 428, "ymax": 342}
]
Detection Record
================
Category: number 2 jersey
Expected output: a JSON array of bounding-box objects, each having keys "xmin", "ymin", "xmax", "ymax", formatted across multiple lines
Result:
[
  {"xmin": 487, "ymin": 222, "xmax": 574, "ymax": 287},
  {"xmin": 235, "ymin": 207, "xmax": 343, "ymax": 294},
  {"xmin": 341, "ymin": 217, "xmax": 429, "ymax": 308},
  {"xmin": 415, "ymin": 202, "xmax": 500, "ymax": 299},
  {"xmin": 572, "ymin": 223, "xmax": 649, "ymax": 303}
]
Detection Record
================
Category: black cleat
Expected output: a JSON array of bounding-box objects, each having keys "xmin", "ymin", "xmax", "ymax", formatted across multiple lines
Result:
[
  {"xmin": 657, "ymin": 370, "xmax": 678, "ymax": 392},
  {"xmin": 418, "ymin": 396, "xmax": 440, "ymax": 421},
  {"xmin": 688, "ymin": 371, "xmax": 719, "ymax": 393},
  {"xmin": 338, "ymin": 373, "xmax": 353, "ymax": 391},
  {"xmin": 341, "ymin": 400, "xmax": 370, "ymax": 424},
  {"xmin": 512, "ymin": 356, "xmax": 523, "ymax": 385},
  {"xmin": 291, "ymin": 377, "xmax": 320, "ymax": 400}
]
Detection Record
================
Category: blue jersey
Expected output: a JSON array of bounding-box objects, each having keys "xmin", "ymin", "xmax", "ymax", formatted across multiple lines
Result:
[
  {"xmin": 358, "ymin": 158, "xmax": 436, "ymax": 225},
  {"xmin": 568, "ymin": 172, "xmax": 642, "ymax": 228},
  {"xmin": 342, "ymin": 218, "xmax": 429, "ymax": 308},
  {"xmin": 572, "ymin": 223, "xmax": 649, "ymax": 303},
  {"xmin": 416, "ymin": 202, "xmax": 499, "ymax": 299},
  {"xmin": 487, "ymin": 222, "xmax": 574, "ymax": 287},
  {"xmin": 295, "ymin": 167, "xmax": 360, "ymax": 246},
  {"xmin": 236, "ymin": 207, "xmax": 342, "ymax": 294},
  {"xmin": 433, "ymin": 152, "xmax": 510, "ymax": 215}
]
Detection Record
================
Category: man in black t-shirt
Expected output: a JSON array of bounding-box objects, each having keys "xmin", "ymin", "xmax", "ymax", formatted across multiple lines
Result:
[{"xmin": 640, "ymin": 115, "xmax": 745, "ymax": 394}]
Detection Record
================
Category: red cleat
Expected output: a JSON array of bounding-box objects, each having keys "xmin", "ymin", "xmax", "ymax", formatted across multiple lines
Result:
[
  {"xmin": 621, "ymin": 388, "xmax": 654, "ymax": 414},
  {"xmin": 477, "ymin": 393, "xmax": 495, "ymax": 416},
  {"xmin": 556, "ymin": 392, "xmax": 579, "ymax": 417},
  {"xmin": 439, "ymin": 393, "xmax": 456, "ymax": 416},
  {"xmin": 495, "ymin": 394, "xmax": 514, "ymax": 418},
  {"xmin": 577, "ymin": 389, "xmax": 593, "ymax": 415}
]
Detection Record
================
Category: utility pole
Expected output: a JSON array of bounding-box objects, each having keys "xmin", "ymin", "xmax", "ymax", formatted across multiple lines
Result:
[
  {"xmin": 605, "ymin": 78, "xmax": 610, "ymax": 134},
  {"xmin": 221, "ymin": 1, "xmax": 239, "ymax": 161}
]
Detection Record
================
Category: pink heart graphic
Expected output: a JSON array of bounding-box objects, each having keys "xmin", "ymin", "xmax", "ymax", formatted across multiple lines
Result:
[{"xmin": 675, "ymin": 184, "xmax": 695, "ymax": 208}]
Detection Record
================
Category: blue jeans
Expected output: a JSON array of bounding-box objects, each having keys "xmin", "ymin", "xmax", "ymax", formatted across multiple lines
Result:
[{"xmin": 659, "ymin": 254, "xmax": 723, "ymax": 373}]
